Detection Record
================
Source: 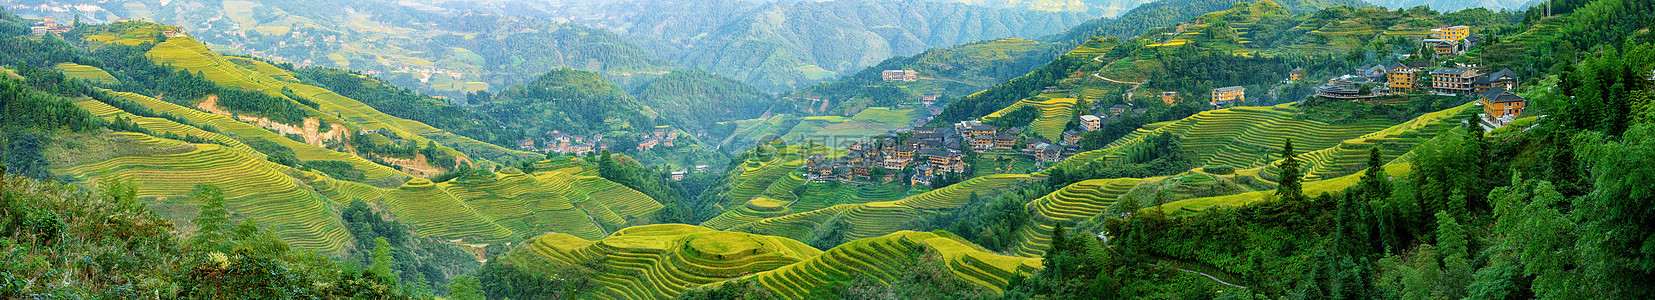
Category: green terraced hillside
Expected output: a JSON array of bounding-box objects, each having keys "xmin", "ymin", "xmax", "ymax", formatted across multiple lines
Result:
[
  {"xmin": 745, "ymin": 230, "xmax": 1043, "ymax": 298},
  {"xmin": 983, "ymin": 97, "xmax": 1079, "ymax": 140},
  {"xmin": 136, "ymin": 31, "xmax": 541, "ymax": 173},
  {"xmin": 51, "ymin": 136, "xmax": 353, "ymax": 253},
  {"xmin": 1255, "ymin": 103, "xmax": 1478, "ymax": 181},
  {"xmin": 1010, "ymin": 178, "xmax": 1144, "ymax": 257},
  {"xmin": 495, "ymin": 225, "xmax": 1041, "ymax": 300},
  {"xmin": 1043, "ymin": 103, "xmax": 1400, "ymax": 176},
  {"xmin": 54, "ymin": 62, "xmax": 118, "ymax": 84},
  {"xmin": 305, "ymin": 162, "xmax": 664, "ymax": 242},
  {"xmin": 498, "ymin": 224, "xmax": 823, "ymax": 300},
  {"xmin": 727, "ymin": 174, "xmax": 1030, "ymax": 243}
]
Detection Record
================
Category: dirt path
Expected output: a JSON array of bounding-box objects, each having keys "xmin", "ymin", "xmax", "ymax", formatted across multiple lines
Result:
[{"xmin": 1178, "ymin": 268, "xmax": 1248, "ymax": 289}]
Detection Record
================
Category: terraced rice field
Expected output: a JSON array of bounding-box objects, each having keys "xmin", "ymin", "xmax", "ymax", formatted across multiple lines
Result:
[
  {"xmin": 729, "ymin": 174, "xmax": 1029, "ymax": 242},
  {"xmin": 721, "ymin": 157, "xmax": 806, "ymax": 208},
  {"xmin": 74, "ymin": 98, "xmax": 263, "ymax": 157},
  {"xmin": 747, "ymin": 230, "xmax": 1042, "ymax": 299},
  {"xmin": 1256, "ymin": 103, "xmax": 1476, "ymax": 181},
  {"xmin": 301, "ymin": 161, "xmax": 662, "ymax": 242},
  {"xmin": 1044, "ymin": 103, "xmax": 1398, "ymax": 176},
  {"xmin": 1011, "ymin": 178, "xmax": 1143, "ymax": 257},
  {"xmin": 983, "ymin": 98, "xmax": 1078, "ymax": 140},
  {"xmin": 1162, "ymin": 164, "xmax": 1413, "ymax": 212},
  {"xmin": 505, "ymin": 224, "xmax": 822, "ymax": 300},
  {"xmin": 111, "ymin": 89, "xmax": 409, "ymax": 183},
  {"xmin": 54, "ymin": 140, "xmax": 353, "ymax": 253},
  {"xmin": 55, "ymin": 63, "xmax": 118, "ymax": 84},
  {"xmin": 140, "ymin": 35, "xmax": 539, "ymax": 167},
  {"xmin": 700, "ymin": 196, "xmax": 794, "ymax": 230},
  {"xmin": 790, "ymin": 183, "xmax": 910, "ymax": 213}
]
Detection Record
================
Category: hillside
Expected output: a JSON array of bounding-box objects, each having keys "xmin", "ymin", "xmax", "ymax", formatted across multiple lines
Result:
[
  {"xmin": 0, "ymin": 18, "xmax": 670, "ymax": 255},
  {"xmin": 482, "ymin": 224, "xmax": 1040, "ymax": 300}
]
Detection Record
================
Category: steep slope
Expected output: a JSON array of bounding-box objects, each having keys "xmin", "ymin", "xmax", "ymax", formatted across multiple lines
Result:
[
  {"xmin": 489, "ymin": 224, "xmax": 1040, "ymax": 300},
  {"xmin": 629, "ymin": 69, "xmax": 776, "ymax": 135}
]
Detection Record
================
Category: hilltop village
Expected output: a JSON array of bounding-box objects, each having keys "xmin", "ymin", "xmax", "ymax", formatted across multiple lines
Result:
[{"xmin": 1247, "ymin": 25, "xmax": 1531, "ymax": 131}]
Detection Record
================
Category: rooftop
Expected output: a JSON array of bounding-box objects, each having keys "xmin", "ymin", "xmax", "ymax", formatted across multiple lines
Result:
[
  {"xmin": 1481, "ymin": 88, "xmax": 1525, "ymax": 103},
  {"xmin": 1214, "ymin": 86, "xmax": 1245, "ymax": 92}
]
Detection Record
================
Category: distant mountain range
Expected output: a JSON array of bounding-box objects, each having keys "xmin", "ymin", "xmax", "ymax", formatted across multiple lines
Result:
[{"xmin": 440, "ymin": 0, "xmax": 1098, "ymax": 91}]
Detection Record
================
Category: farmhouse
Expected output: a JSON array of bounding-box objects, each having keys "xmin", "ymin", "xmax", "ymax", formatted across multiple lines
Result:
[
  {"xmin": 1079, "ymin": 115, "xmax": 1102, "ymax": 131},
  {"xmin": 1431, "ymin": 67, "xmax": 1479, "ymax": 96},
  {"xmin": 1289, "ymin": 67, "xmax": 1305, "ymax": 81},
  {"xmin": 1474, "ymin": 68, "xmax": 1519, "ymax": 94},
  {"xmin": 1385, "ymin": 61, "xmax": 1433, "ymax": 92},
  {"xmin": 1211, "ymin": 86, "xmax": 1245, "ymax": 107},
  {"xmin": 1160, "ymin": 91, "xmax": 1179, "ymax": 105},
  {"xmin": 882, "ymin": 70, "xmax": 918, "ymax": 82},
  {"xmin": 1430, "ymin": 25, "xmax": 1471, "ymax": 41},
  {"xmin": 1479, "ymin": 87, "xmax": 1527, "ymax": 128}
]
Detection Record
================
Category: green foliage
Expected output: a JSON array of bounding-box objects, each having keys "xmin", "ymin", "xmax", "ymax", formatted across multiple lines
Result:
[
  {"xmin": 369, "ymin": 237, "xmax": 399, "ymax": 286},
  {"xmin": 297, "ymin": 67, "xmax": 523, "ymax": 148},
  {"xmin": 632, "ymin": 69, "xmax": 774, "ymax": 133},
  {"xmin": 475, "ymin": 68, "xmax": 655, "ymax": 137},
  {"xmin": 1275, "ymin": 139, "xmax": 1305, "ymax": 202},
  {"xmin": 238, "ymin": 137, "xmax": 301, "ymax": 168},
  {"xmin": 302, "ymin": 160, "xmax": 365, "ymax": 181}
]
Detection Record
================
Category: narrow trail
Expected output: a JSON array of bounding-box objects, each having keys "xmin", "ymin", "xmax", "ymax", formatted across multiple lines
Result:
[{"xmin": 1178, "ymin": 268, "xmax": 1247, "ymax": 289}]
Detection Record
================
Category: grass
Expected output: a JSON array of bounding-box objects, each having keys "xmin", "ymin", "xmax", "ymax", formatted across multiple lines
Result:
[
  {"xmin": 54, "ymin": 63, "xmax": 118, "ymax": 84},
  {"xmin": 305, "ymin": 162, "xmax": 664, "ymax": 242}
]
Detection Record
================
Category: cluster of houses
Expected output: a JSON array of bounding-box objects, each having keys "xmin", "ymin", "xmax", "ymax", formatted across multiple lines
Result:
[
  {"xmin": 517, "ymin": 130, "xmax": 610, "ymax": 155},
  {"xmin": 636, "ymin": 127, "xmax": 681, "ymax": 151},
  {"xmin": 804, "ymin": 126, "xmax": 971, "ymax": 185},
  {"xmin": 1423, "ymin": 26, "xmax": 1483, "ymax": 58},
  {"xmin": 881, "ymin": 70, "xmax": 919, "ymax": 82},
  {"xmin": 1294, "ymin": 26, "xmax": 1531, "ymax": 130},
  {"xmin": 29, "ymin": 17, "xmax": 73, "ymax": 35}
]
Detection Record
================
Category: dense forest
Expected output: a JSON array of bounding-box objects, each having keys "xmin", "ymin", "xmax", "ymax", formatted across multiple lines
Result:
[
  {"xmin": 469, "ymin": 68, "xmax": 657, "ymax": 137},
  {"xmin": 629, "ymin": 70, "xmax": 774, "ymax": 134}
]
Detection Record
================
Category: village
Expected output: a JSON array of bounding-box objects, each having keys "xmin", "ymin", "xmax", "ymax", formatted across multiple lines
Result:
[{"xmin": 1213, "ymin": 25, "xmax": 1532, "ymax": 132}]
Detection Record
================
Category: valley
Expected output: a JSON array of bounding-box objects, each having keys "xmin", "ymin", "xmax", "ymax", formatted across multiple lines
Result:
[{"xmin": 2, "ymin": 0, "xmax": 1653, "ymax": 299}]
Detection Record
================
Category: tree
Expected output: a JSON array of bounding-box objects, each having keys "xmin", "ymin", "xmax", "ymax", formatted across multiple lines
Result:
[
  {"xmin": 1435, "ymin": 211, "xmax": 1471, "ymax": 299},
  {"xmin": 4, "ymin": 134, "xmax": 49, "ymax": 180},
  {"xmin": 1358, "ymin": 146, "xmax": 1391, "ymax": 200},
  {"xmin": 1276, "ymin": 139, "xmax": 1305, "ymax": 202},
  {"xmin": 448, "ymin": 275, "xmax": 487, "ymax": 300},
  {"xmin": 370, "ymin": 237, "xmax": 400, "ymax": 286},
  {"xmin": 189, "ymin": 185, "xmax": 231, "ymax": 252}
]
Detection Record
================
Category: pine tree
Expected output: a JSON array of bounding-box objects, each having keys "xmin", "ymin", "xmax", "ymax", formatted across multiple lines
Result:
[
  {"xmin": 369, "ymin": 237, "xmax": 400, "ymax": 286},
  {"xmin": 1358, "ymin": 146, "xmax": 1391, "ymax": 200},
  {"xmin": 1044, "ymin": 223, "xmax": 1067, "ymax": 276},
  {"xmin": 1276, "ymin": 139, "xmax": 1305, "ymax": 202},
  {"xmin": 190, "ymin": 185, "xmax": 231, "ymax": 252}
]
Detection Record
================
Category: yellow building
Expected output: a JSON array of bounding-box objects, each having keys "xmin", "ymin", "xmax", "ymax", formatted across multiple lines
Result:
[
  {"xmin": 1211, "ymin": 86, "xmax": 1245, "ymax": 106},
  {"xmin": 1431, "ymin": 26, "xmax": 1470, "ymax": 41}
]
